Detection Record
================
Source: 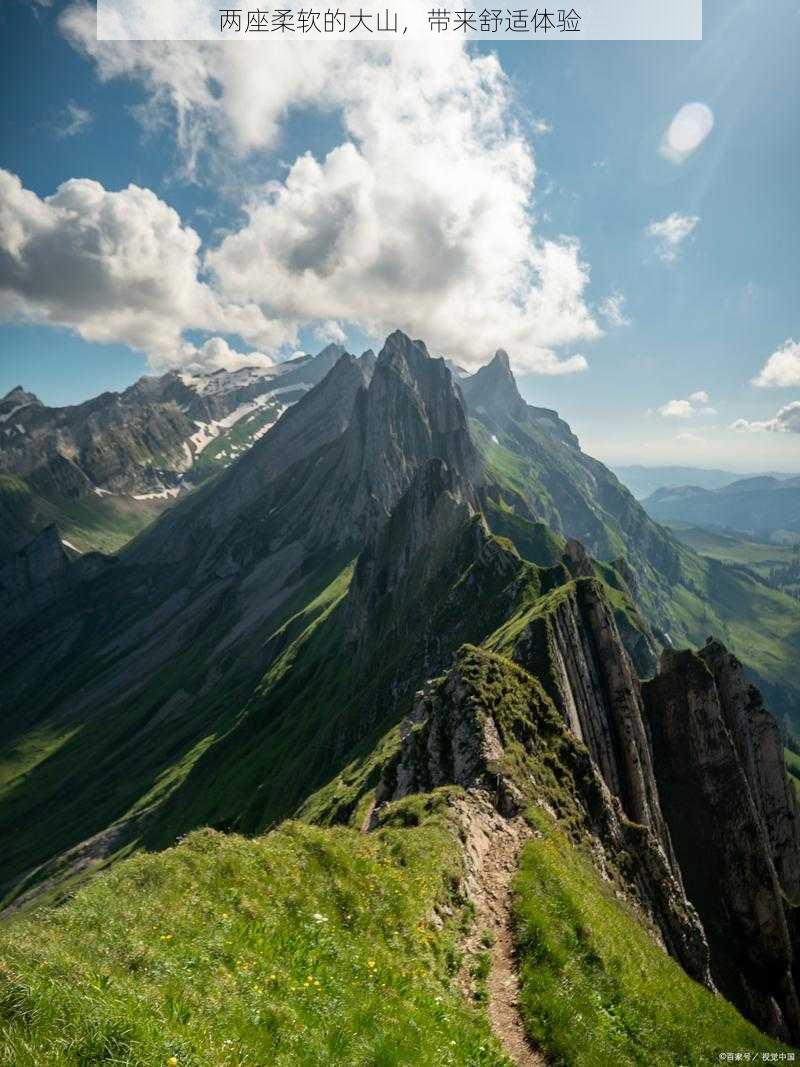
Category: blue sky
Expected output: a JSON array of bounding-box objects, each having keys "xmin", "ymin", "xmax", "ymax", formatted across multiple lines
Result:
[{"xmin": 0, "ymin": 0, "xmax": 798, "ymax": 470}]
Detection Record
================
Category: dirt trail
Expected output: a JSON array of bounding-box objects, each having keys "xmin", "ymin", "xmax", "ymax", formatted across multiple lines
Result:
[{"xmin": 454, "ymin": 794, "xmax": 545, "ymax": 1066}]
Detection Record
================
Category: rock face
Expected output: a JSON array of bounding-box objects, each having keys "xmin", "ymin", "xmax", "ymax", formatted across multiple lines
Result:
[
  {"xmin": 374, "ymin": 644, "xmax": 712, "ymax": 987},
  {"xmin": 128, "ymin": 351, "xmax": 373, "ymax": 567},
  {"xmin": 643, "ymin": 645, "xmax": 800, "ymax": 1044},
  {"xmin": 0, "ymin": 524, "xmax": 69, "ymax": 607},
  {"xmin": 0, "ymin": 524, "xmax": 114, "ymax": 630},
  {"xmin": 0, "ymin": 345, "xmax": 346, "ymax": 500},
  {"xmin": 699, "ymin": 639, "xmax": 800, "ymax": 901},
  {"xmin": 507, "ymin": 577, "xmax": 674, "ymax": 867},
  {"xmin": 345, "ymin": 457, "xmax": 480, "ymax": 641},
  {"xmin": 460, "ymin": 352, "xmax": 683, "ymax": 597}
]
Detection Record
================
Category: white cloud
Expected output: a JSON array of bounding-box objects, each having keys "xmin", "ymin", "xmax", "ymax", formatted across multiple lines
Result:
[
  {"xmin": 54, "ymin": 101, "xmax": 93, "ymax": 139},
  {"xmin": 657, "ymin": 392, "xmax": 716, "ymax": 418},
  {"xmin": 186, "ymin": 337, "xmax": 273, "ymax": 373},
  {"xmin": 598, "ymin": 291, "xmax": 630, "ymax": 328},
  {"xmin": 311, "ymin": 320, "xmax": 347, "ymax": 345},
  {"xmin": 0, "ymin": 169, "xmax": 284, "ymax": 370},
  {"xmin": 645, "ymin": 212, "xmax": 700, "ymax": 262},
  {"xmin": 752, "ymin": 339, "xmax": 800, "ymax": 388},
  {"xmin": 676, "ymin": 431, "xmax": 707, "ymax": 444},
  {"xmin": 659, "ymin": 103, "xmax": 714, "ymax": 164},
  {"xmin": 531, "ymin": 118, "xmax": 552, "ymax": 136},
  {"xmin": 57, "ymin": 3, "xmax": 600, "ymax": 374},
  {"xmin": 730, "ymin": 402, "xmax": 800, "ymax": 434}
]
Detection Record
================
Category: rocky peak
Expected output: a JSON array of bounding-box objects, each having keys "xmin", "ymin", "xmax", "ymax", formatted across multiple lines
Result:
[
  {"xmin": 326, "ymin": 331, "xmax": 484, "ymax": 545},
  {"xmin": 313, "ymin": 342, "xmax": 347, "ymax": 366},
  {"xmin": 373, "ymin": 642, "xmax": 711, "ymax": 986},
  {"xmin": 0, "ymin": 385, "xmax": 41, "ymax": 411},
  {"xmin": 460, "ymin": 348, "xmax": 528, "ymax": 423}
]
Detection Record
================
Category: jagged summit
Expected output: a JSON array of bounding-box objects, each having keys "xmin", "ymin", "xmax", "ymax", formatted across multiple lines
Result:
[
  {"xmin": 460, "ymin": 348, "xmax": 528, "ymax": 422},
  {"xmin": 1, "ymin": 384, "xmax": 40, "ymax": 407},
  {"xmin": 312, "ymin": 341, "xmax": 347, "ymax": 363},
  {"xmin": 334, "ymin": 330, "xmax": 484, "ymax": 541}
]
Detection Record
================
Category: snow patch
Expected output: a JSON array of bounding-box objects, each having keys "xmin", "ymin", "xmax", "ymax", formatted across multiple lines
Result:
[
  {"xmin": 132, "ymin": 487, "xmax": 181, "ymax": 501},
  {"xmin": 0, "ymin": 403, "xmax": 33, "ymax": 424},
  {"xmin": 267, "ymin": 382, "xmax": 312, "ymax": 397},
  {"xmin": 61, "ymin": 539, "xmax": 79, "ymax": 551}
]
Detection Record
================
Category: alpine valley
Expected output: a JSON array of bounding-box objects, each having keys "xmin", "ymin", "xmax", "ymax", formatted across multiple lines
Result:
[{"xmin": 2, "ymin": 332, "xmax": 800, "ymax": 1065}]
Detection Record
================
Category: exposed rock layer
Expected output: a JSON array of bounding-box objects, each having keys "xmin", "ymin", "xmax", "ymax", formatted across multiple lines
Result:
[{"xmin": 644, "ymin": 643, "xmax": 800, "ymax": 1044}]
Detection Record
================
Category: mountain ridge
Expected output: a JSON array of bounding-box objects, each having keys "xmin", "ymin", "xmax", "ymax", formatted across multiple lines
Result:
[{"xmin": 2, "ymin": 330, "xmax": 800, "ymax": 1054}]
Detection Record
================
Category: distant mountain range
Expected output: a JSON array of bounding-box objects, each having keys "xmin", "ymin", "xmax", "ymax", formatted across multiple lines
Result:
[
  {"xmin": 642, "ymin": 475, "xmax": 800, "ymax": 542},
  {"xmin": 614, "ymin": 464, "xmax": 799, "ymax": 500},
  {"xmin": 0, "ymin": 344, "xmax": 350, "ymax": 556},
  {"xmin": 3, "ymin": 332, "xmax": 800, "ymax": 1054}
]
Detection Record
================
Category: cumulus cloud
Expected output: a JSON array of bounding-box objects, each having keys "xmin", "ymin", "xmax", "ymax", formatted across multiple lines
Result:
[
  {"xmin": 54, "ymin": 101, "xmax": 93, "ymax": 139},
  {"xmin": 598, "ymin": 291, "xmax": 630, "ymax": 328},
  {"xmin": 56, "ymin": 3, "xmax": 600, "ymax": 374},
  {"xmin": 646, "ymin": 212, "xmax": 699, "ymax": 262},
  {"xmin": 752, "ymin": 339, "xmax": 800, "ymax": 388},
  {"xmin": 730, "ymin": 402, "xmax": 800, "ymax": 434},
  {"xmin": 311, "ymin": 320, "xmax": 347, "ymax": 345},
  {"xmin": 657, "ymin": 391, "xmax": 716, "ymax": 418},
  {"xmin": 185, "ymin": 336, "xmax": 273, "ymax": 373},
  {"xmin": 0, "ymin": 169, "xmax": 285, "ymax": 370},
  {"xmin": 659, "ymin": 103, "xmax": 714, "ymax": 164}
]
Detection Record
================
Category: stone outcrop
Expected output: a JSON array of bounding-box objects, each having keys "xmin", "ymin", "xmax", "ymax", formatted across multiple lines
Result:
[
  {"xmin": 0, "ymin": 524, "xmax": 114, "ymax": 631},
  {"xmin": 643, "ymin": 645, "xmax": 800, "ymax": 1044},
  {"xmin": 699, "ymin": 639, "xmax": 800, "ymax": 902},
  {"xmin": 0, "ymin": 524, "xmax": 69, "ymax": 607},
  {"xmin": 507, "ymin": 577, "xmax": 675, "ymax": 868},
  {"xmin": 373, "ymin": 644, "xmax": 712, "ymax": 987}
]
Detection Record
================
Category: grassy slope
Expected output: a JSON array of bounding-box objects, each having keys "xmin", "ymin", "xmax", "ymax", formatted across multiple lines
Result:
[
  {"xmin": 669, "ymin": 544, "xmax": 800, "ymax": 718},
  {"xmin": 513, "ymin": 813, "xmax": 785, "ymax": 1065},
  {"xmin": 667, "ymin": 522, "xmax": 798, "ymax": 574},
  {"xmin": 0, "ymin": 645, "xmax": 786, "ymax": 1065},
  {"xmin": 0, "ymin": 812, "xmax": 510, "ymax": 1067},
  {"xmin": 668, "ymin": 522, "xmax": 800, "ymax": 597}
]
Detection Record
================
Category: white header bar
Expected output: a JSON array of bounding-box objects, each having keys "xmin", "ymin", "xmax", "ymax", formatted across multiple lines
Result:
[{"xmin": 97, "ymin": 0, "xmax": 702, "ymax": 42}]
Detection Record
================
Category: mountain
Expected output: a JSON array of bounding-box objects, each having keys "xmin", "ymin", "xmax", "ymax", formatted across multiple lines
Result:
[
  {"xmin": 2, "ymin": 331, "xmax": 800, "ymax": 1059},
  {"xmin": 643, "ymin": 475, "xmax": 800, "ymax": 542},
  {"xmin": 612, "ymin": 464, "xmax": 798, "ymax": 500},
  {"xmin": 0, "ymin": 343, "xmax": 347, "ymax": 557},
  {"xmin": 460, "ymin": 351, "xmax": 800, "ymax": 720}
]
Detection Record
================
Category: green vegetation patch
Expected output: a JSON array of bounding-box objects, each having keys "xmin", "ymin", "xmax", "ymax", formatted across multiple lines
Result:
[
  {"xmin": 513, "ymin": 815, "xmax": 787, "ymax": 1065},
  {"xmin": 0, "ymin": 819, "xmax": 510, "ymax": 1067}
]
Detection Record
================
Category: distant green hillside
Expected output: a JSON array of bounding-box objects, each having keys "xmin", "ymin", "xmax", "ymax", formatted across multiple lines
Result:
[
  {"xmin": 0, "ymin": 474, "xmax": 165, "ymax": 557},
  {"xmin": 469, "ymin": 421, "xmax": 800, "ymax": 724},
  {"xmin": 668, "ymin": 522, "xmax": 800, "ymax": 595}
]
